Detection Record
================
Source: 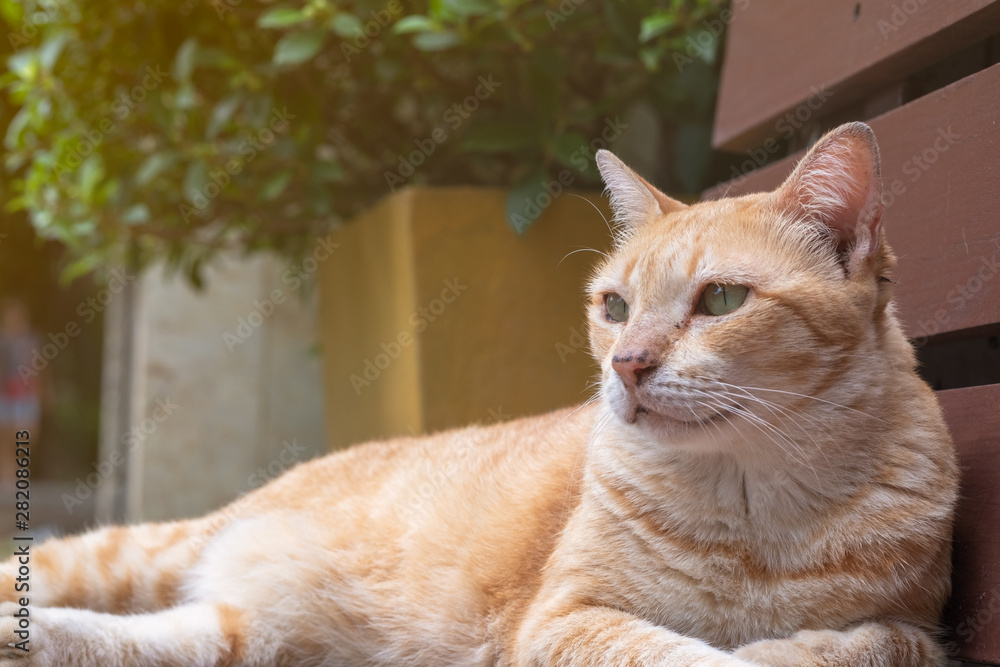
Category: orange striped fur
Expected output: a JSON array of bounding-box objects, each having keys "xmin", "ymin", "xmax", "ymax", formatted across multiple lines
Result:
[{"xmin": 1, "ymin": 123, "xmax": 957, "ymax": 666}]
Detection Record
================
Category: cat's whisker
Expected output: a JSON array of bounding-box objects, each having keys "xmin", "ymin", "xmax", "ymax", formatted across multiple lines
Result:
[
  {"xmin": 701, "ymin": 380, "xmax": 834, "ymax": 445},
  {"xmin": 692, "ymin": 395, "xmax": 769, "ymax": 467},
  {"xmin": 699, "ymin": 394, "xmax": 822, "ymax": 491},
  {"xmin": 558, "ymin": 392, "xmax": 603, "ymax": 426},
  {"xmin": 558, "ymin": 246, "xmax": 610, "ymax": 267},
  {"xmin": 713, "ymin": 389, "xmax": 837, "ymax": 475},
  {"xmin": 704, "ymin": 380, "xmax": 886, "ymax": 423},
  {"xmin": 699, "ymin": 379, "xmax": 823, "ymax": 425},
  {"xmin": 565, "ymin": 408, "xmax": 615, "ymax": 509},
  {"xmin": 567, "ymin": 193, "xmax": 615, "ymax": 238}
]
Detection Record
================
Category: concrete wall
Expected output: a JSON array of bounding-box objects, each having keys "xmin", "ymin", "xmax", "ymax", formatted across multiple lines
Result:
[{"xmin": 98, "ymin": 253, "xmax": 326, "ymax": 523}]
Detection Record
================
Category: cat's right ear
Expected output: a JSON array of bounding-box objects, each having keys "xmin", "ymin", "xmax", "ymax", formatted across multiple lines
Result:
[
  {"xmin": 596, "ymin": 150, "xmax": 686, "ymax": 231},
  {"xmin": 775, "ymin": 122, "xmax": 885, "ymax": 261}
]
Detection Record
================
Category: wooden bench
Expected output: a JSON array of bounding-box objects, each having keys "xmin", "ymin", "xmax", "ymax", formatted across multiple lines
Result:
[{"xmin": 707, "ymin": 2, "xmax": 1000, "ymax": 663}]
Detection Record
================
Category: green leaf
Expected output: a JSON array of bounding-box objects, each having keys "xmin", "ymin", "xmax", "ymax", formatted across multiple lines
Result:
[
  {"xmin": 206, "ymin": 94, "xmax": 242, "ymax": 139},
  {"xmin": 7, "ymin": 51, "xmax": 38, "ymax": 81},
  {"xmin": 314, "ymin": 162, "xmax": 346, "ymax": 182},
  {"xmin": 639, "ymin": 46, "xmax": 661, "ymax": 72},
  {"xmin": 183, "ymin": 159, "xmax": 209, "ymax": 204},
  {"xmin": 187, "ymin": 257, "xmax": 205, "ymax": 290},
  {"xmin": 505, "ymin": 167, "xmax": 548, "ymax": 236},
  {"xmin": 172, "ymin": 38, "xmax": 198, "ymax": 82},
  {"xmin": 393, "ymin": 15, "xmax": 438, "ymax": 34},
  {"xmin": 62, "ymin": 254, "xmax": 104, "ymax": 283},
  {"xmin": 260, "ymin": 170, "xmax": 293, "ymax": 200},
  {"xmin": 134, "ymin": 152, "xmax": 178, "ymax": 186},
  {"xmin": 411, "ymin": 31, "xmax": 462, "ymax": 51},
  {"xmin": 442, "ymin": 0, "xmax": 494, "ymax": 18},
  {"xmin": 273, "ymin": 29, "xmax": 325, "ymax": 65},
  {"xmin": 39, "ymin": 30, "xmax": 71, "ymax": 71},
  {"xmin": 329, "ymin": 13, "xmax": 363, "ymax": 37},
  {"xmin": 0, "ymin": 1, "xmax": 23, "ymax": 25},
  {"xmin": 639, "ymin": 13, "xmax": 678, "ymax": 43},
  {"xmin": 172, "ymin": 83, "xmax": 198, "ymax": 110},
  {"xmin": 122, "ymin": 203, "xmax": 151, "ymax": 224},
  {"xmin": 257, "ymin": 6, "xmax": 310, "ymax": 29}
]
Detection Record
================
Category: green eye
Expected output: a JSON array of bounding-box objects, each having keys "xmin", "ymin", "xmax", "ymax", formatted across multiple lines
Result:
[
  {"xmin": 605, "ymin": 293, "xmax": 629, "ymax": 323},
  {"xmin": 698, "ymin": 283, "xmax": 749, "ymax": 316}
]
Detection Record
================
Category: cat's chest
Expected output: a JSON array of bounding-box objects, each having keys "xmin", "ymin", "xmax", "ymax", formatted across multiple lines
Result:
[{"xmin": 607, "ymin": 524, "xmax": 836, "ymax": 648}]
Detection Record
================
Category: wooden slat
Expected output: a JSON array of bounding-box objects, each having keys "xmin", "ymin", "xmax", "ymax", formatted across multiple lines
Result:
[
  {"xmin": 938, "ymin": 383, "xmax": 1000, "ymax": 664},
  {"xmin": 705, "ymin": 63, "xmax": 1000, "ymax": 341},
  {"xmin": 714, "ymin": 0, "xmax": 1000, "ymax": 152}
]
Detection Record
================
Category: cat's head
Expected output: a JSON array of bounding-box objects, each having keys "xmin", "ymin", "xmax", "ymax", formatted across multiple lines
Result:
[{"xmin": 589, "ymin": 123, "xmax": 902, "ymax": 457}]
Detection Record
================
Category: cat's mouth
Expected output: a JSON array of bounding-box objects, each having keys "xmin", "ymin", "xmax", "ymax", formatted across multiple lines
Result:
[{"xmin": 629, "ymin": 403, "xmax": 731, "ymax": 428}]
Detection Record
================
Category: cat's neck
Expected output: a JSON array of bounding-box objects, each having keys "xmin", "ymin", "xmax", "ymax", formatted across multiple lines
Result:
[{"xmin": 585, "ymin": 401, "xmax": 886, "ymax": 567}]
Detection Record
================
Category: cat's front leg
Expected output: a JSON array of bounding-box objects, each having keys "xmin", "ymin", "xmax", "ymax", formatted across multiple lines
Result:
[
  {"xmin": 732, "ymin": 620, "xmax": 946, "ymax": 667},
  {"xmin": 513, "ymin": 603, "xmax": 752, "ymax": 666}
]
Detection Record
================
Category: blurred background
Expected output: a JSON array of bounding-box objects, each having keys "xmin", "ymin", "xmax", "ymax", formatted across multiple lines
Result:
[
  {"xmin": 0, "ymin": 0, "xmax": 997, "ymax": 543},
  {"xmin": 1, "ymin": 1, "xmax": 1000, "ymax": 662},
  {"xmin": 0, "ymin": 0, "xmax": 758, "ymax": 535}
]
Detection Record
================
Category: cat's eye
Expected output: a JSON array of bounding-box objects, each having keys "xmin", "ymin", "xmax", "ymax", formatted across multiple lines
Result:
[
  {"xmin": 604, "ymin": 293, "xmax": 629, "ymax": 323},
  {"xmin": 698, "ymin": 283, "xmax": 748, "ymax": 317}
]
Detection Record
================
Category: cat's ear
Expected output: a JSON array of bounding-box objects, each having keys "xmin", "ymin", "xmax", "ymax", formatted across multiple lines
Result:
[
  {"xmin": 596, "ymin": 150, "xmax": 686, "ymax": 231},
  {"xmin": 776, "ymin": 122, "xmax": 885, "ymax": 260}
]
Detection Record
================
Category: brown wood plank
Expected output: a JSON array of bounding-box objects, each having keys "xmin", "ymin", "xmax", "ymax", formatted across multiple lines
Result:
[
  {"xmin": 938, "ymin": 383, "xmax": 1000, "ymax": 664},
  {"xmin": 714, "ymin": 0, "xmax": 1000, "ymax": 152},
  {"xmin": 705, "ymin": 63, "xmax": 1000, "ymax": 341}
]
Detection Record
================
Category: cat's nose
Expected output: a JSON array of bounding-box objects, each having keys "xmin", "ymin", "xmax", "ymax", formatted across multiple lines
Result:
[{"xmin": 612, "ymin": 352, "xmax": 658, "ymax": 388}]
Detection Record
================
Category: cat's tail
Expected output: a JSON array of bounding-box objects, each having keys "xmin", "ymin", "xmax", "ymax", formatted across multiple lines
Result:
[{"xmin": 1, "ymin": 515, "xmax": 221, "ymax": 613}]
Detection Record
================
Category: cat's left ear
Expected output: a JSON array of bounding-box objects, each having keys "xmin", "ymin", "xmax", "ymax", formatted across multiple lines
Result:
[
  {"xmin": 776, "ymin": 122, "xmax": 885, "ymax": 263},
  {"xmin": 596, "ymin": 150, "xmax": 686, "ymax": 232}
]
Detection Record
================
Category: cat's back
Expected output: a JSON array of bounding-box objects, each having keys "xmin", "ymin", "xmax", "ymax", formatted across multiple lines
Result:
[{"xmin": 242, "ymin": 401, "xmax": 597, "ymax": 515}]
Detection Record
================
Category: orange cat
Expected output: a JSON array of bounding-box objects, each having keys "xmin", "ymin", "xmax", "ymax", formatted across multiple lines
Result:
[{"xmin": 1, "ymin": 122, "xmax": 958, "ymax": 666}]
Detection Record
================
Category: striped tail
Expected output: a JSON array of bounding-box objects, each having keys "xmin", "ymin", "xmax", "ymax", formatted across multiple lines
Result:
[{"xmin": 1, "ymin": 517, "xmax": 218, "ymax": 613}]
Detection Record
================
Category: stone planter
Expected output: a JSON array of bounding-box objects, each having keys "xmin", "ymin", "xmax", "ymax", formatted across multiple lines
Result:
[{"xmin": 317, "ymin": 186, "xmax": 612, "ymax": 450}]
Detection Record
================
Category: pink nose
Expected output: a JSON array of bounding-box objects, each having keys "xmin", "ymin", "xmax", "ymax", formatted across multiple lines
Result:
[{"xmin": 612, "ymin": 351, "xmax": 658, "ymax": 388}]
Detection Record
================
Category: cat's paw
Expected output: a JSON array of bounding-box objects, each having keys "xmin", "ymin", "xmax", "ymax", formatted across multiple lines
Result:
[
  {"xmin": 732, "ymin": 630, "xmax": 838, "ymax": 666},
  {"xmin": 0, "ymin": 601, "xmax": 41, "ymax": 666}
]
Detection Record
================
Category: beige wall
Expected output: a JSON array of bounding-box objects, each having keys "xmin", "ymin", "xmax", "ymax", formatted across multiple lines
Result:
[
  {"xmin": 319, "ymin": 186, "xmax": 612, "ymax": 450},
  {"xmin": 107, "ymin": 253, "xmax": 326, "ymax": 522}
]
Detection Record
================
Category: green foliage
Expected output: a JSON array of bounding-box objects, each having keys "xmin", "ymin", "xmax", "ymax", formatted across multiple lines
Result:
[{"xmin": 1, "ymin": 0, "xmax": 726, "ymax": 280}]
